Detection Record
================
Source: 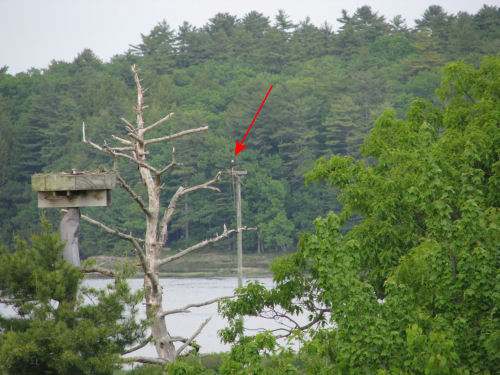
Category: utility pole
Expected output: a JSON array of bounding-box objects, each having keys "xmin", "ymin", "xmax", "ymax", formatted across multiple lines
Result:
[{"xmin": 230, "ymin": 169, "xmax": 247, "ymax": 288}]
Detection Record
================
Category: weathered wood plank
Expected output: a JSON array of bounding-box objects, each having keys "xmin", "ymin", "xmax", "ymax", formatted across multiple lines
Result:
[
  {"xmin": 105, "ymin": 173, "xmax": 116, "ymax": 188},
  {"xmin": 75, "ymin": 174, "xmax": 105, "ymax": 189},
  {"xmin": 32, "ymin": 172, "xmax": 116, "ymax": 191},
  {"xmin": 31, "ymin": 174, "xmax": 46, "ymax": 191},
  {"xmin": 37, "ymin": 190, "xmax": 112, "ymax": 208},
  {"xmin": 45, "ymin": 174, "xmax": 76, "ymax": 191}
]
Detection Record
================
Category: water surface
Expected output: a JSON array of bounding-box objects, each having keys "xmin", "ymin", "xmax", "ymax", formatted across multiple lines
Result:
[{"xmin": 1, "ymin": 277, "xmax": 305, "ymax": 358}]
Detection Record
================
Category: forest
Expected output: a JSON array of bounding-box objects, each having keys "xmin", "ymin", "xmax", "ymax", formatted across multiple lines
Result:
[
  {"xmin": 0, "ymin": 5, "xmax": 498, "ymax": 257},
  {"xmin": 0, "ymin": 4, "xmax": 499, "ymax": 374}
]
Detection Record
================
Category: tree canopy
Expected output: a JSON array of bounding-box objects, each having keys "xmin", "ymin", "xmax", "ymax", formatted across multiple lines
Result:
[
  {"xmin": 219, "ymin": 56, "xmax": 500, "ymax": 374},
  {"xmin": 1, "ymin": 5, "xmax": 498, "ymax": 256}
]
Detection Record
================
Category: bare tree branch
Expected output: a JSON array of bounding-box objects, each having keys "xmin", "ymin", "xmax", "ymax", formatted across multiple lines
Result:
[
  {"xmin": 242, "ymin": 307, "xmax": 330, "ymax": 339},
  {"xmin": 69, "ymin": 214, "xmax": 150, "ymax": 283},
  {"xmin": 82, "ymin": 122, "xmax": 107, "ymax": 153},
  {"xmin": 145, "ymin": 126, "xmax": 209, "ymax": 145},
  {"xmin": 115, "ymin": 172, "xmax": 151, "ymax": 217},
  {"xmin": 142, "ymin": 112, "xmax": 174, "ymax": 134},
  {"xmin": 274, "ymin": 310, "xmax": 328, "ymax": 339},
  {"xmin": 109, "ymin": 146, "xmax": 135, "ymax": 152},
  {"xmin": 269, "ymin": 307, "xmax": 301, "ymax": 328},
  {"xmin": 84, "ymin": 122, "xmax": 158, "ymax": 173},
  {"xmin": 169, "ymin": 336, "xmax": 188, "ymax": 342},
  {"xmin": 120, "ymin": 117, "xmax": 136, "ymax": 133},
  {"xmin": 79, "ymin": 266, "xmax": 118, "ymax": 278},
  {"xmin": 71, "ymin": 210, "xmax": 154, "ymax": 285},
  {"xmin": 156, "ymin": 162, "xmax": 177, "ymax": 177},
  {"xmin": 71, "ymin": 211, "xmax": 144, "ymax": 243},
  {"xmin": 131, "ymin": 64, "xmax": 145, "ymax": 129},
  {"xmin": 297, "ymin": 310, "xmax": 328, "ymax": 330},
  {"xmin": 122, "ymin": 356, "xmax": 166, "ymax": 365},
  {"xmin": 123, "ymin": 335, "xmax": 153, "ymax": 355},
  {"xmin": 127, "ymin": 237, "xmax": 160, "ymax": 296},
  {"xmin": 126, "ymin": 131, "xmax": 143, "ymax": 143},
  {"xmin": 161, "ymin": 295, "xmax": 234, "ymax": 317},
  {"xmin": 246, "ymin": 326, "xmax": 291, "ymax": 334},
  {"xmin": 156, "ymin": 147, "xmax": 178, "ymax": 177},
  {"xmin": 82, "ymin": 121, "xmax": 87, "ymax": 142},
  {"xmin": 159, "ymin": 171, "xmax": 222, "ymax": 244},
  {"xmin": 179, "ymin": 172, "xmax": 222, "ymax": 196},
  {"xmin": 130, "ymin": 238, "xmax": 149, "ymax": 274},
  {"xmin": 159, "ymin": 225, "xmax": 239, "ymax": 266},
  {"xmin": 175, "ymin": 317, "xmax": 211, "ymax": 356},
  {"xmin": 101, "ymin": 145, "xmax": 159, "ymax": 173},
  {"xmin": 116, "ymin": 152, "xmax": 156, "ymax": 171},
  {"xmin": 111, "ymin": 134, "xmax": 133, "ymax": 146}
]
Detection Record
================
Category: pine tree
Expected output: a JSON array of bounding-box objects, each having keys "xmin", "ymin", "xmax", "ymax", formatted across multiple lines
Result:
[{"xmin": 0, "ymin": 219, "xmax": 145, "ymax": 374}]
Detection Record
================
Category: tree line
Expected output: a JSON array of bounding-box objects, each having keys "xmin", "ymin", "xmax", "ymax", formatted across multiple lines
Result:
[{"xmin": 0, "ymin": 5, "xmax": 498, "ymax": 257}]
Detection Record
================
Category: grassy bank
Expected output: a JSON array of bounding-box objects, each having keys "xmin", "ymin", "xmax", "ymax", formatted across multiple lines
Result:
[{"xmin": 88, "ymin": 249, "xmax": 280, "ymax": 278}]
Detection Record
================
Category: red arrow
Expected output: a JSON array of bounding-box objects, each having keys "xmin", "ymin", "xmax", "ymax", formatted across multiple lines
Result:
[{"xmin": 235, "ymin": 85, "xmax": 273, "ymax": 156}]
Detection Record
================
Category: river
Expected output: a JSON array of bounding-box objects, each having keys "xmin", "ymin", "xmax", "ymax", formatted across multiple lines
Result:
[
  {"xmin": 113, "ymin": 277, "xmax": 278, "ymax": 357},
  {"xmin": 1, "ymin": 277, "xmax": 304, "ymax": 358}
]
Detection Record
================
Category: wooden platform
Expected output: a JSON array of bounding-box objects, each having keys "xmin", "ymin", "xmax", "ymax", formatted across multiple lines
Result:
[{"xmin": 32, "ymin": 171, "xmax": 116, "ymax": 208}]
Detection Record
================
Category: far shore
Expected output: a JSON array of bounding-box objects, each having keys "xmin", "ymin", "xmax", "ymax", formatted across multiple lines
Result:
[{"xmin": 84, "ymin": 250, "xmax": 280, "ymax": 278}]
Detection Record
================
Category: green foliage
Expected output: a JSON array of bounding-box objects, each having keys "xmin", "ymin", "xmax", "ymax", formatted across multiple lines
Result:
[
  {"xmin": 1, "ymin": 5, "xmax": 498, "ymax": 255},
  {"xmin": 1, "ymin": 5, "xmax": 498, "ymax": 374},
  {"xmin": 217, "ymin": 332, "xmax": 302, "ymax": 375},
  {"xmin": 0, "ymin": 218, "xmax": 146, "ymax": 374},
  {"xmin": 219, "ymin": 57, "xmax": 500, "ymax": 373},
  {"xmin": 163, "ymin": 360, "xmax": 216, "ymax": 375}
]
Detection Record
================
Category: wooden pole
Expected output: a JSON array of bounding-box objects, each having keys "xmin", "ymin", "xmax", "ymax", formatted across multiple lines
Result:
[
  {"xmin": 231, "ymin": 169, "xmax": 247, "ymax": 333},
  {"xmin": 229, "ymin": 169, "xmax": 247, "ymax": 288},
  {"xmin": 235, "ymin": 174, "xmax": 243, "ymax": 288},
  {"xmin": 60, "ymin": 207, "xmax": 81, "ymax": 266}
]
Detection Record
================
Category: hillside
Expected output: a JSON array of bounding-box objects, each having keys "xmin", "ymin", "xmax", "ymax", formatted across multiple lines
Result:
[{"xmin": 0, "ymin": 5, "xmax": 498, "ymax": 258}]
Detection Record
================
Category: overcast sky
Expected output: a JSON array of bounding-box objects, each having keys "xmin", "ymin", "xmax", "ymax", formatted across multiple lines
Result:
[{"xmin": 1, "ymin": 0, "xmax": 498, "ymax": 74}]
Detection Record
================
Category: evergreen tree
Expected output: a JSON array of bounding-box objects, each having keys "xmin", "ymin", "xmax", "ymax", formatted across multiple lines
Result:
[
  {"xmin": 415, "ymin": 5, "xmax": 453, "ymax": 54},
  {"xmin": 321, "ymin": 95, "xmax": 361, "ymax": 156},
  {"xmin": 130, "ymin": 20, "xmax": 176, "ymax": 74},
  {"xmin": 0, "ymin": 219, "xmax": 145, "ymax": 374}
]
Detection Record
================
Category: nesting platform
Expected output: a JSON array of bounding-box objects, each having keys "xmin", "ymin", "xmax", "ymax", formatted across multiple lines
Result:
[{"xmin": 32, "ymin": 171, "xmax": 116, "ymax": 208}]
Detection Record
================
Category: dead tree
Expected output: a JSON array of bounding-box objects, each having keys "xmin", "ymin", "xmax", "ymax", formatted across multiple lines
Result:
[{"xmin": 81, "ymin": 65, "xmax": 249, "ymax": 363}]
